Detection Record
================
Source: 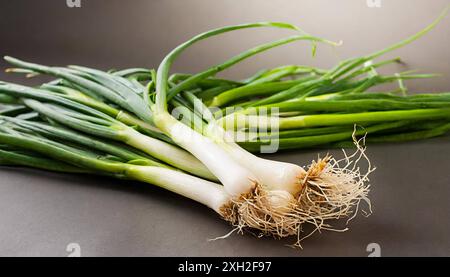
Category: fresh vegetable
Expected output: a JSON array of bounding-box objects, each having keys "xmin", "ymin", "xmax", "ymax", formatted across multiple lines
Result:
[
  {"xmin": 151, "ymin": 22, "xmax": 371, "ymax": 242},
  {"xmin": 0, "ymin": 82, "xmax": 216, "ymax": 180},
  {"xmin": 0, "ymin": 8, "xmax": 448, "ymax": 246},
  {"xmin": 0, "ymin": 123, "xmax": 228, "ymax": 214}
]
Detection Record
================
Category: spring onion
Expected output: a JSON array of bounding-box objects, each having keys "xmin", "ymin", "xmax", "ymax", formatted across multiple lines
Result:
[
  {"xmin": 151, "ymin": 21, "xmax": 371, "ymax": 241},
  {"xmin": 0, "ymin": 8, "xmax": 448, "ymax": 246}
]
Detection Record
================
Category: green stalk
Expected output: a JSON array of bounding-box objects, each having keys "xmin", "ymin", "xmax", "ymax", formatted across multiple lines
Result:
[
  {"xmin": 258, "ymin": 58, "xmax": 397, "ymax": 101},
  {"xmin": 170, "ymin": 97, "xmax": 205, "ymax": 133},
  {"xmin": 241, "ymin": 69, "xmax": 271, "ymax": 84},
  {"xmin": 338, "ymin": 57, "xmax": 402, "ymax": 82},
  {"xmin": 363, "ymin": 7, "xmax": 449, "ymax": 64},
  {"xmin": 0, "ymin": 130, "xmax": 226, "ymax": 212},
  {"xmin": 247, "ymin": 65, "xmax": 298, "ymax": 85},
  {"xmin": 112, "ymin": 68, "xmax": 153, "ymax": 81},
  {"xmin": 257, "ymin": 65, "xmax": 327, "ymax": 81},
  {"xmin": 4, "ymin": 56, "xmax": 153, "ymax": 122},
  {"xmin": 252, "ymin": 125, "xmax": 354, "ymax": 140},
  {"xmin": 19, "ymin": 98, "xmax": 216, "ymax": 180},
  {"xmin": 155, "ymin": 21, "xmax": 339, "ymax": 110},
  {"xmin": 252, "ymin": 98, "xmax": 450, "ymax": 114},
  {"xmin": 0, "ymin": 147, "xmax": 93, "ymax": 173},
  {"xmin": 325, "ymin": 6, "xmax": 447, "ymax": 81},
  {"xmin": 331, "ymin": 122, "xmax": 450, "ymax": 147},
  {"xmin": 0, "ymin": 132, "xmax": 126, "ymax": 173},
  {"xmin": 244, "ymin": 9, "xmax": 448, "ymax": 107},
  {"xmin": 304, "ymin": 71, "xmax": 435, "ymax": 99},
  {"xmin": 0, "ymin": 93, "xmax": 19, "ymax": 104},
  {"xmin": 281, "ymin": 109, "xmax": 450, "ymax": 129},
  {"xmin": 246, "ymin": 77, "xmax": 327, "ymax": 107},
  {"xmin": 40, "ymin": 84, "xmax": 171, "ymax": 142},
  {"xmin": 167, "ymin": 34, "xmax": 336, "ymax": 101},
  {"xmin": 1, "ymin": 116, "xmax": 162, "ymax": 166},
  {"xmin": 0, "ymin": 105, "xmax": 29, "ymax": 116},
  {"xmin": 68, "ymin": 65, "xmax": 151, "ymax": 113},
  {"xmin": 169, "ymin": 73, "xmax": 241, "ymax": 87},
  {"xmin": 330, "ymin": 92, "xmax": 450, "ymax": 102},
  {"xmin": 238, "ymin": 120, "xmax": 411, "ymax": 151},
  {"xmin": 197, "ymin": 85, "xmax": 236, "ymax": 102},
  {"xmin": 248, "ymin": 70, "xmax": 436, "ymax": 107},
  {"xmin": 209, "ymin": 78, "xmax": 316, "ymax": 107},
  {"xmin": 221, "ymin": 108, "xmax": 450, "ymax": 130},
  {"xmin": 41, "ymin": 84, "xmax": 119, "ymax": 116},
  {"xmin": 182, "ymin": 91, "xmax": 214, "ymax": 122},
  {"xmin": 0, "ymin": 81, "xmax": 214, "ymax": 178},
  {"xmin": 0, "ymin": 82, "xmax": 115, "ymax": 122}
]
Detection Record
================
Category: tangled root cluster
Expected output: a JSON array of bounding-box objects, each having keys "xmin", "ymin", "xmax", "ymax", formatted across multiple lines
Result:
[
  {"xmin": 220, "ymin": 185, "xmax": 302, "ymax": 238},
  {"xmin": 218, "ymin": 136, "xmax": 374, "ymax": 247}
]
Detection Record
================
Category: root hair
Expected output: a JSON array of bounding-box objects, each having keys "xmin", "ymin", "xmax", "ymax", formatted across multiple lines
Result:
[{"xmin": 218, "ymin": 133, "xmax": 373, "ymax": 247}]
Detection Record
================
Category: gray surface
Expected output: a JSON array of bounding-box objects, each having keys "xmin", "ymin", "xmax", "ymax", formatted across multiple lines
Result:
[{"xmin": 0, "ymin": 0, "xmax": 449, "ymax": 256}]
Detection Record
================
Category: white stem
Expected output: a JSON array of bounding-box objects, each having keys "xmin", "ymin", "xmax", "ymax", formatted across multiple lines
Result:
[
  {"xmin": 223, "ymin": 142, "xmax": 304, "ymax": 195},
  {"xmin": 126, "ymin": 165, "xmax": 228, "ymax": 213},
  {"xmin": 155, "ymin": 113, "xmax": 258, "ymax": 198},
  {"xmin": 121, "ymin": 126, "xmax": 216, "ymax": 181},
  {"xmin": 207, "ymin": 123, "xmax": 305, "ymax": 195}
]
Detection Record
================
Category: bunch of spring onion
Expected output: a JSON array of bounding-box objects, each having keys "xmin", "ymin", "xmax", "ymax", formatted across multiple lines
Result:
[
  {"xmin": 1, "ymin": 9, "xmax": 449, "ymax": 245},
  {"xmin": 205, "ymin": 10, "xmax": 450, "ymax": 151}
]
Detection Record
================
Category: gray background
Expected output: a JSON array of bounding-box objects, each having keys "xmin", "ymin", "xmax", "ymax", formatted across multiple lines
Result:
[{"xmin": 0, "ymin": 0, "xmax": 449, "ymax": 256}]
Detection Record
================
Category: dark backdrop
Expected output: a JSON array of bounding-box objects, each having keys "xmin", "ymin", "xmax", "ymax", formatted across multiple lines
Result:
[
  {"xmin": 1, "ymin": 0, "xmax": 449, "ymax": 91},
  {"xmin": 0, "ymin": 0, "xmax": 449, "ymax": 257}
]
